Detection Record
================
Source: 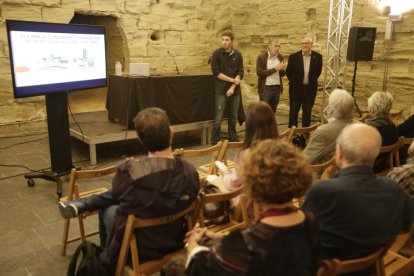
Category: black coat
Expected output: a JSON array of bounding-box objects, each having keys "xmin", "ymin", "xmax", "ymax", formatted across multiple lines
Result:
[{"xmin": 286, "ymin": 50, "xmax": 322, "ymax": 101}]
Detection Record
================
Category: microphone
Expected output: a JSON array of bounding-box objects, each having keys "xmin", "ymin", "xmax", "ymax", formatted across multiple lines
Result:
[{"xmin": 167, "ymin": 51, "xmax": 180, "ymax": 74}]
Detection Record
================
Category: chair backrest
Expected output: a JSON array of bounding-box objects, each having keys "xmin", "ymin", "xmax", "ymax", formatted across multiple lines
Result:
[
  {"xmin": 115, "ymin": 200, "xmax": 198, "ymax": 276},
  {"xmin": 389, "ymin": 256, "xmax": 414, "ymax": 276},
  {"xmin": 173, "ymin": 141, "xmax": 224, "ymax": 176},
  {"xmin": 338, "ymin": 246, "xmax": 389, "ymax": 275},
  {"xmin": 197, "ymin": 186, "xmax": 248, "ymax": 232},
  {"xmin": 221, "ymin": 140, "xmax": 243, "ymax": 166},
  {"xmin": 278, "ymin": 128, "xmax": 294, "ymax": 142},
  {"xmin": 290, "ymin": 123, "xmax": 321, "ymax": 147},
  {"xmin": 317, "ymin": 259, "xmax": 341, "ymax": 276},
  {"xmin": 309, "ymin": 156, "xmax": 336, "ymax": 176},
  {"xmin": 66, "ymin": 165, "xmax": 116, "ymax": 200},
  {"xmin": 377, "ymin": 138, "xmax": 403, "ymax": 176},
  {"xmin": 390, "ymin": 110, "xmax": 403, "ymax": 125}
]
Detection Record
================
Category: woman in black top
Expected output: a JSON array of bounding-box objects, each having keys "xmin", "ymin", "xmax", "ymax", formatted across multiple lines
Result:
[{"xmin": 185, "ymin": 140, "xmax": 318, "ymax": 275}]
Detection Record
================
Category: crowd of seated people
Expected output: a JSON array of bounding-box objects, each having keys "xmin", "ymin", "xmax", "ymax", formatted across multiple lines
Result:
[{"xmin": 59, "ymin": 102, "xmax": 414, "ymax": 275}]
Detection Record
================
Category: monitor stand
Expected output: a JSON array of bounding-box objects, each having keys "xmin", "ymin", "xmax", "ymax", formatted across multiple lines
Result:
[{"xmin": 24, "ymin": 92, "xmax": 73, "ymax": 199}]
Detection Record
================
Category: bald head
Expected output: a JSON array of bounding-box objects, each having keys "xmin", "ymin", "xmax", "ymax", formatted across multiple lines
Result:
[{"xmin": 336, "ymin": 124, "xmax": 382, "ymax": 166}]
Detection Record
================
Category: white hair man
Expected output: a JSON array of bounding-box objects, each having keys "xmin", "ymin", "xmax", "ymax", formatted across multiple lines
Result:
[
  {"xmin": 303, "ymin": 88, "xmax": 356, "ymax": 164},
  {"xmin": 303, "ymin": 124, "xmax": 414, "ymax": 271}
]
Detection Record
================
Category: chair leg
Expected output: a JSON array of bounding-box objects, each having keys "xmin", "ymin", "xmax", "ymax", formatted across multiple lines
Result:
[
  {"xmin": 78, "ymin": 216, "xmax": 86, "ymax": 242},
  {"xmin": 61, "ymin": 218, "xmax": 71, "ymax": 256}
]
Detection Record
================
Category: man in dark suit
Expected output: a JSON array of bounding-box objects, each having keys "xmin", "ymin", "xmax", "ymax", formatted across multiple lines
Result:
[{"xmin": 286, "ymin": 35, "xmax": 322, "ymax": 127}]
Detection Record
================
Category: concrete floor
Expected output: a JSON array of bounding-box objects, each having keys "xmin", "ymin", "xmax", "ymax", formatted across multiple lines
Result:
[{"xmin": 0, "ymin": 115, "xmax": 289, "ymax": 275}]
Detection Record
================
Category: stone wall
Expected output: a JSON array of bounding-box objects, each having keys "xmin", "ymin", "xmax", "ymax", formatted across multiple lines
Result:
[{"xmin": 0, "ymin": 0, "xmax": 413, "ymax": 137}]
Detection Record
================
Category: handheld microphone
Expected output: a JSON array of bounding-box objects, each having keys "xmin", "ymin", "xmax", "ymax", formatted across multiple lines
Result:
[{"xmin": 167, "ymin": 51, "xmax": 180, "ymax": 74}]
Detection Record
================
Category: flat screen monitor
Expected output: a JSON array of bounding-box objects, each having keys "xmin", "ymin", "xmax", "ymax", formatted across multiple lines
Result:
[{"xmin": 6, "ymin": 20, "xmax": 107, "ymax": 98}]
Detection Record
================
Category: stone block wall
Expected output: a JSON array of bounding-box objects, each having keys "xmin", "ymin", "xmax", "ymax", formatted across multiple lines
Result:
[{"xmin": 0, "ymin": 0, "xmax": 413, "ymax": 137}]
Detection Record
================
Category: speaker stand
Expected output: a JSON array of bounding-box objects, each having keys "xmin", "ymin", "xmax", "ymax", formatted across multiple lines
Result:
[
  {"xmin": 351, "ymin": 61, "xmax": 363, "ymax": 117},
  {"xmin": 24, "ymin": 92, "xmax": 73, "ymax": 199}
]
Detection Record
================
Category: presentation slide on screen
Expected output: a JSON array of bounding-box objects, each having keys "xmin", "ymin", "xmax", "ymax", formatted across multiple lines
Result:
[{"xmin": 10, "ymin": 31, "xmax": 106, "ymax": 87}]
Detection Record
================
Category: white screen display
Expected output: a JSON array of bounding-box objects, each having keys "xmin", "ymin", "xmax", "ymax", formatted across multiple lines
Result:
[{"xmin": 7, "ymin": 20, "xmax": 107, "ymax": 98}]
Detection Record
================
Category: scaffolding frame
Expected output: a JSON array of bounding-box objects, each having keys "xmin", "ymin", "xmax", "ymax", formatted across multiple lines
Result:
[{"xmin": 321, "ymin": 0, "xmax": 354, "ymax": 122}]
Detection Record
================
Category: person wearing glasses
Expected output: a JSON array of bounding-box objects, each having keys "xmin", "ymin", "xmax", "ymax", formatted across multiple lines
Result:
[
  {"xmin": 256, "ymin": 38, "xmax": 287, "ymax": 113},
  {"xmin": 286, "ymin": 35, "xmax": 322, "ymax": 128}
]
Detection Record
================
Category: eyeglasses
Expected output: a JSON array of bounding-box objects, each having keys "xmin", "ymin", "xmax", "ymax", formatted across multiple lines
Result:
[{"xmin": 301, "ymin": 42, "xmax": 312, "ymax": 45}]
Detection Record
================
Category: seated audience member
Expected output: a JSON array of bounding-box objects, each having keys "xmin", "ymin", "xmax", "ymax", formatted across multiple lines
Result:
[
  {"xmin": 186, "ymin": 140, "xmax": 318, "ymax": 275},
  {"xmin": 59, "ymin": 107, "xmax": 199, "ymax": 271},
  {"xmin": 388, "ymin": 141, "xmax": 414, "ymax": 196},
  {"xmin": 303, "ymin": 124, "xmax": 414, "ymax": 265},
  {"xmin": 212, "ymin": 101, "xmax": 278, "ymax": 192},
  {"xmin": 397, "ymin": 114, "xmax": 414, "ymax": 164},
  {"xmin": 303, "ymin": 88, "xmax": 355, "ymax": 164},
  {"xmin": 398, "ymin": 114, "xmax": 414, "ymax": 138},
  {"xmin": 365, "ymin": 91, "xmax": 399, "ymax": 173}
]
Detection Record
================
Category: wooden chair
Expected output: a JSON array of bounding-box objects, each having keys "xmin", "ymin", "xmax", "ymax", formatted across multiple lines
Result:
[
  {"xmin": 290, "ymin": 122, "xmax": 321, "ymax": 146},
  {"xmin": 310, "ymin": 156, "xmax": 336, "ymax": 177},
  {"xmin": 220, "ymin": 141, "xmax": 244, "ymax": 170},
  {"xmin": 196, "ymin": 186, "xmax": 248, "ymax": 233},
  {"xmin": 390, "ymin": 110, "xmax": 404, "ymax": 125},
  {"xmin": 173, "ymin": 141, "xmax": 226, "ymax": 184},
  {"xmin": 60, "ymin": 165, "xmax": 116, "ymax": 256},
  {"xmin": 383, "ymin": 233, "xmax": 414, "ymax": 275},
  {"xmin": 336, "ymin": 246, "xmax": 389, "ymax": 276},
  {"xmin": 277, "ymin": 128, "xmax": 294, "ymax": 142},
  {"xmin": 115, "ymin": 200, "xmax": 198, "ymax": 276},
  {"xmin": 376, "ymin": 138, "xmax": 402, "ymax": 176},
  {"xmin": 293, "ymin": 157, "xmax": 336, "ymax": 208},
  {"xmin": 317, "ymin": 259, "xmax": 341, "ymax": 276},
  {"xmin": 387, "ymin": 255, "xmax": 414, "ymax": 276}
]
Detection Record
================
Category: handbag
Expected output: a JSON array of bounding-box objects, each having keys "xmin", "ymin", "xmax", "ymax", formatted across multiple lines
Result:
[
  {"xmin": 200, "ymin": 183, "xmax": 231, "ymax": 227},
  {"xmin": 67, "ymin": 241, "xmax": 109, "ymax": 276}
]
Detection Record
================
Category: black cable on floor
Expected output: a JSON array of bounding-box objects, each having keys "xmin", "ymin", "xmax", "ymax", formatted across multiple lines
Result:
[{"xmin": 0, "ymin": 137, "xmax": 48, "ymax": 150}]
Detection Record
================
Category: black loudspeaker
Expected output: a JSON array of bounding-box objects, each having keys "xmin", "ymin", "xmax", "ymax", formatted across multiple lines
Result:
[{"xmin": 347, "ymin": 27, "xmax": 376, "ymax": 61}]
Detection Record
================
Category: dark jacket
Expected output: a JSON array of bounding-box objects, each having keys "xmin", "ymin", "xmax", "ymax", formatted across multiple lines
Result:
[
  {"xmin": 211, "ymin": 48, "xmax": 244, "ymax": 95},
  {"xmin": 286, "ymin": 50, "xmax": 322, "ymax": 101},
  {"xmin": 256, "ymin": 51, "xmax": 285, "ymax": 95},
  {"xmin": 303, "ymin": 166, "xmax": 414, "ymax": 261},
  {"xmin": 101, "ymin": 157, "xmax": 199, "ymax": 267},
  {"xmin": 366, "ymin": 116, "xmax": 399, "ymax": 173}
]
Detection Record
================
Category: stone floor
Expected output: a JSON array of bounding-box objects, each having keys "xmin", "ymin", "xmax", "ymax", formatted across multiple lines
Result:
[{"xmin": 0, "ymin": 116, "xmax": 289, "ymax": 275}]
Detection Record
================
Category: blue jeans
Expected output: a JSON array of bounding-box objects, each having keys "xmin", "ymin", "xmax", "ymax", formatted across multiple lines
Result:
[
  {"xmin": 259, "ymin": 85, "xmax": 281, "ymax": 113},
  {"xmin": 76, "ymin": 190, "xmax": 118, "ymax": 248},
  {"xmin": 211, "ymin": 93, "xmax": 240, "ymax": 144},
  {"xmin": 99, "ymin": 204, "xmax": 118, "ymax": 248}
]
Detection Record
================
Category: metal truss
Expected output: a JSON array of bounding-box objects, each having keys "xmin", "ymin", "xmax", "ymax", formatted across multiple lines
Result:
[{"xmin": 320, "ymin": 0, "xmax": 353, "ymax": 122}]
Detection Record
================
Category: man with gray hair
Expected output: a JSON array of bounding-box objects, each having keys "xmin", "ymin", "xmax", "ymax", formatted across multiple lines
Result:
[
  {"xmin": 286, "ymin": 35, "xmax": 323, "ymax": 127},
  {"xmin": 366, "ymin": 91, "xmax": 399, "ymax": 173},
  {"xmin": 256, "ymin": 38, "xmax": 287, "ymax": 113},
  {"xmin": 303, "ymin": 88, "xmax": 355, "ymax": 164},
  {"xmin": 303, "ymin": 124, "xmax": 414, "ymax": 267}
]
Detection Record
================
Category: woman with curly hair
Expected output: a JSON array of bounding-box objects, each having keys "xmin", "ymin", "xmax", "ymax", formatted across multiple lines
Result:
[{"xmin": 186, "ymin": 140, "xmax": 318, "ymax": 275}]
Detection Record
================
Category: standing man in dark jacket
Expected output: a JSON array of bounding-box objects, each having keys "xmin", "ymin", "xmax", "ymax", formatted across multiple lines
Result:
[
  {"xmin": 210, "ymin": 30, "xmax": 244, "ymax": 145},
  {"xmin": 286, "ymin": 35, "xmax": 322, "ymax": 127},
  {"xmin": 59, "ymin": 107, "xmax": 200, "ymax": 271},
  {"xmin": 256, "ymin": 38, "xmax": 287, "ymax": 113}
]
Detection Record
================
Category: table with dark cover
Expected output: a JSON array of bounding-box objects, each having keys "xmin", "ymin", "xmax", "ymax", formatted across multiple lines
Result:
[{"xmin": 106, "ymin": 73, "xmax": 245, "ymax": 128}]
